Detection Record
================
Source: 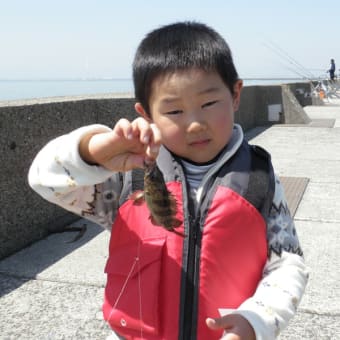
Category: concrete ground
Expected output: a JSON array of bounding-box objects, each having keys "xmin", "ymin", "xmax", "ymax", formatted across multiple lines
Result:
[{"xmin": 1, "ymin": 98, "xmax": 340, "ymax": 339}]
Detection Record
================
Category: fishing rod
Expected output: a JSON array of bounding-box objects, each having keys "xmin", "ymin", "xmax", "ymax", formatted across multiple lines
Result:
[
  {"xmin": 262, "ymin": 40, "xmax": 328, "ymax": 99},
  {"xmin": 263, "ymin": 41, "xmax": 312, "ymax": 79},
  {"xmin": 264, "ymin": 40, "xmax": 315, "ymax": 79},
  {"xmin": 275, "ymin": 58, "xmax": 310, "ymax": 79},
  {"xmin": 263, "ymin": 40, "xmax": 316, "ymax": 80},
  {"xmin": 269, "ymin": 40, "xmax": 316, "ymax": 79}
]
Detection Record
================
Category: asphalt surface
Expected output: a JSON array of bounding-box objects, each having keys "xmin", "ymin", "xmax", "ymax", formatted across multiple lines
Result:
[{"xmin": 1, "ymin": 97, "xmax": 340, "ymax": 340}]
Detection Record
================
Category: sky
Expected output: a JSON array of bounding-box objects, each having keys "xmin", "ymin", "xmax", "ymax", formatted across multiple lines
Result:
[{"xmin": 1, "ymin": 0, "xmax": 340, "ymax": 80}]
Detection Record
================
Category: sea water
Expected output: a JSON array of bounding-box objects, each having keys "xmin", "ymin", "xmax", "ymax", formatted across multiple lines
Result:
[
  {"xmin": 0, "ymin": 78, "xmax": 307, "ymax": 101},
  {"xmin": 0, "ymin": 79, "xmax": 134, "ymax": 101}
]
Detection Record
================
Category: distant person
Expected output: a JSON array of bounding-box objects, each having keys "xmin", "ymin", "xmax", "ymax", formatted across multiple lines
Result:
[
  {"xmin": 328, "ymin": 58, "xmax": 336, "ymax": 81},
  {"xmin": 28, "ymin": 21, "xmax": 308, "ymax": 339}
]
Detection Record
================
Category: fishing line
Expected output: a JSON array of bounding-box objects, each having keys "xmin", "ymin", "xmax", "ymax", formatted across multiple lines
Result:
[
  {"xmin": 136, "ymin": 241, "xmax": 144, "ymax": 339},
  {"xmin": 275, "ymin": 58, "xmax": 309, "ymax": 79},
  {"xmin": 263, "ymin": 40, "xmax": 316, "ymax": 80},
  {"xmin": 271, "ymin": 40, "xmax": 315, "ymax": 79},
  {"xmin": 265, "ymin": 40, "xmax": 315, "ymax": 79},
  {"xmin": 109, "ymin": 240, "xmax": 144, "ymax": 339}
]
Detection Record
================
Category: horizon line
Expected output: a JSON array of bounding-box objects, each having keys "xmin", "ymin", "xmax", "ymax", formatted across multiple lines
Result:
[{"xmin": 0, "ymin": 76, "xmax": 309, "ymax": 82}]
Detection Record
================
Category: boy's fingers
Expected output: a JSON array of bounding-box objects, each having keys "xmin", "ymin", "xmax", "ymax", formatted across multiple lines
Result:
[
  {"xmin": 149, "ymin": 123, "xmax": 162, "ymax": 145},
  {"xmin": 206, "ymin": 317, "xmax": 232, "ymax": 330},
  {"xmin": 131, "ymin": 117, "xmax": 154, "ymax": 144},
  {"xmin": 110, "ymin": 117, "xmax": 161, "ymax": 163},
  {"xmin": 145, "ymin": 124, "xmax": 161, "ymax": 160},
  {"xmin": 113, "ymin": 118, "xmax": 133, "ymax": 140},
  {"xmin": 129, "ymin": 120, "xmax": 161, "ymax": 160},
  {"xmin": 206, "ymin": 317, "xmax": 219, "ymax": 329}
]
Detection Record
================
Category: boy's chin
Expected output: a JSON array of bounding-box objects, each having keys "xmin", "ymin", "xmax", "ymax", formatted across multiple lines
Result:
[
  {"xmin": 179, "ymin": 154, "xmax": 221, "ymax": 166},
  {"xmin": 182, "ymin": 148, "xmax": 226, "ymax": 165}
]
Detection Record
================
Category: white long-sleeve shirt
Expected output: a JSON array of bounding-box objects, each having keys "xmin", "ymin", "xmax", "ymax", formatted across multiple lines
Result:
[{"xmin": 28, "ymin": 124, "xmax": 308, "ymax": 340}]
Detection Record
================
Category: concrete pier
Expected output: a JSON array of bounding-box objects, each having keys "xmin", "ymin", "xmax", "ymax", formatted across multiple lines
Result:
[
  {"xmin": 1, "ymin": 84, "xmax": 339, "ymax": 339},
  {"xmin": 0, "ymin": 83, "xmax": 313, "ymax": 260}
]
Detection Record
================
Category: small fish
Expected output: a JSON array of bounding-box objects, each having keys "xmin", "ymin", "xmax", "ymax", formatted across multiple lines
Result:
[{"xmin": 132, "ymin": 161, "xmax": 183, "ymax": 236}]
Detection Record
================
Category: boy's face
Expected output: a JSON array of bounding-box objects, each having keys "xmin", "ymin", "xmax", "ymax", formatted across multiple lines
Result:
[{"xmin": 136, "ymin": 69, "xmax": 242, "ymax": 164}]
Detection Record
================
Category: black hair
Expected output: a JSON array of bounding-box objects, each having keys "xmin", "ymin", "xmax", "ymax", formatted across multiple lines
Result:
[{"xmin": 133, "ymin": 21, "xmax": 239, "ymax": 115}]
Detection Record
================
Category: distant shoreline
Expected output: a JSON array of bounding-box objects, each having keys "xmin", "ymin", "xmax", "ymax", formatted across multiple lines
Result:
[
  {"xmin": 0, "ymin": 92, "xmax": 135, "ymax": 107},
  {"xmin": 0, "ymin": 78, "xmax": 310, "ymax": 102},
  {"xmin": 0, "ymin": 77, "xmax": 307, "ymax": 81}
]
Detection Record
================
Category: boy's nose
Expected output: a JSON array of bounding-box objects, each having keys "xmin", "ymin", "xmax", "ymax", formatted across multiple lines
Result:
[
  {"xmin": 187, "ymin": 121, "xmax": 203, "ymax": 132},
  {"xmin": 186, "ymin": 115, "xmax": 206, "ymax": 133}
]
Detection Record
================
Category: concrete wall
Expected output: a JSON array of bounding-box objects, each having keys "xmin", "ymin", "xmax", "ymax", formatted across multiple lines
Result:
[
  {"xmin": 287, "ymin": 82, "xmax": 313, "ymax": 107},
  {"xmin": 237, "ymin": 85, "xmax": 284, "ymax": 129},
  {"xmin": 281, "ymin": 85, "xmax": 311, "ymax": 124},
  {"xmin": 0, "ymin": 83, "xmax": 313, "ymax": 259},
  {"xmin": 0, "ymin": 96, "xmax": 137, "ymax": 260}
]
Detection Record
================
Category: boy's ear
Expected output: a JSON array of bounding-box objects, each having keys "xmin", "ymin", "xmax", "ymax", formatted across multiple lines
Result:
[
  {"xmin": 232, "ymin": 80, "xmax": 243, "ymax": 111},
  {"xmin": 135, "ymin": 102, "xmax": 152, "ymax": 122}
]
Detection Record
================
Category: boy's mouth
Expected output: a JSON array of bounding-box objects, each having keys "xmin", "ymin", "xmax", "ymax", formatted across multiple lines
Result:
[{"xmin": 189, "ymin": 138, "xmax": 211, "ymax": 146}]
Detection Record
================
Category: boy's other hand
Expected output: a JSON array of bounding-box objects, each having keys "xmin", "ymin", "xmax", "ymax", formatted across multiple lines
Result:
[
  {"xmin": 206, "ymin": 314, "xmax": 256, "ymax": 340},
  {"xmin": 79, "ymin": 117, "xmax": 161, "ymax": 171}
]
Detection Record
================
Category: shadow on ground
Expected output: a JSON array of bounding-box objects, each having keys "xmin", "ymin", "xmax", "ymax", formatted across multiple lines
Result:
[{"xmin": 0, "ymin": 220, "xmax": 104, "ymax": 297}]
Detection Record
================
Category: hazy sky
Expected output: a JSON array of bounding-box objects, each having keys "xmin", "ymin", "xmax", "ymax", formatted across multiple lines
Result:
[{"xmin": 1, "ymin": 0, "xmax": 339, "ymax": 80}]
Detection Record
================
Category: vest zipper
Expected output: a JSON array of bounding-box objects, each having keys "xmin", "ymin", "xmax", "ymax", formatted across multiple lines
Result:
[
  {"xmin": 176, "ymin": 171, "xmax": 202, "ymax": 340},
  {"xmin": 184, "ymin": 177, "xmax": 215, "ymax": 339},
  {"xmin": 180, "ymin": 174, "xmax": 215, "ymax": 339},
  {"xmin": 176, "ymin": 158, "xmax": 213, "ymax": 340},
  {"xmin": 181, "ymin": 213, "xmax": 201, "ymax": 340}
]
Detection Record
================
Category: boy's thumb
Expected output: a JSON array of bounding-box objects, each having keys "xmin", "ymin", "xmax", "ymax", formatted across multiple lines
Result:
[
  {"xmin": 206, "ymin": 316, "xmax": 232, "ymax": 330},
  {"xmin": 206, "ymin": 317, "xmax": 220, "ymax": 330}
]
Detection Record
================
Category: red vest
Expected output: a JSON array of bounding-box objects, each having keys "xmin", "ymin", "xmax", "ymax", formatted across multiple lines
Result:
[{"xmin": 102, "ymin": 180, "xmax": 268, "ymax": 339}]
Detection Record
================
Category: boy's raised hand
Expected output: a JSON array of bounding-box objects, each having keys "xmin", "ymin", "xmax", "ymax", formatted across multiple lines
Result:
[
  {"xmin": 79, "ymin": 117, "xmax": 161, "ymax": 171},
  {"xmin": 206, "ymin": 314, "xmax": 256, "ymax": 340}
]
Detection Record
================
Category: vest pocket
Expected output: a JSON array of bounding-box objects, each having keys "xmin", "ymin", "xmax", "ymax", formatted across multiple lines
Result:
[{"xmin": 103, "ymin": 237, "xmax": 166, "ymax": 336}]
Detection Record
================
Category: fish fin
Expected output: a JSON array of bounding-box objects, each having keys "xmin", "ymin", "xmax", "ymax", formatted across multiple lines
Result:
[
  {"xmin": 149, "ymin": 215, "xmax": 159, "ymax": 226},
  {"xmin": 173, "ymin": 218, "xmax": 182, "ymax": 228},
  {"xmin": 171, "ymin": 228, "xmax": 186, "ymax": 237},
  {"xmin": 168, "ymin": 193, "xmax": 178, "ymax": 209},
  {"xmin": 171, "ymin": 217, "xmax": 185, "ymax": 237},
  {"xmin": 149, "ymin": 215, "xmax": 184, "ymax": 237},
  {"xmin": 129, "ymin": 190, "xmax": 145, "ymax": 205}
]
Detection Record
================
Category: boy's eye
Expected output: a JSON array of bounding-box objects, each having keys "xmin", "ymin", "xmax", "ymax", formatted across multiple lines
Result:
[
  {"xmin": 202, "ymin": 100, "xmax": 218, "ymax": 108},
  {"xmin": 165, "ymin": 109, "xmax": 182, "ymax": 115}
]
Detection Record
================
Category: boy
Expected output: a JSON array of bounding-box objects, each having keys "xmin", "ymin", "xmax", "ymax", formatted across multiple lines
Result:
[{"xmin": 29, "ymin": 22, "xmax": 308, "ymax": 340}]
